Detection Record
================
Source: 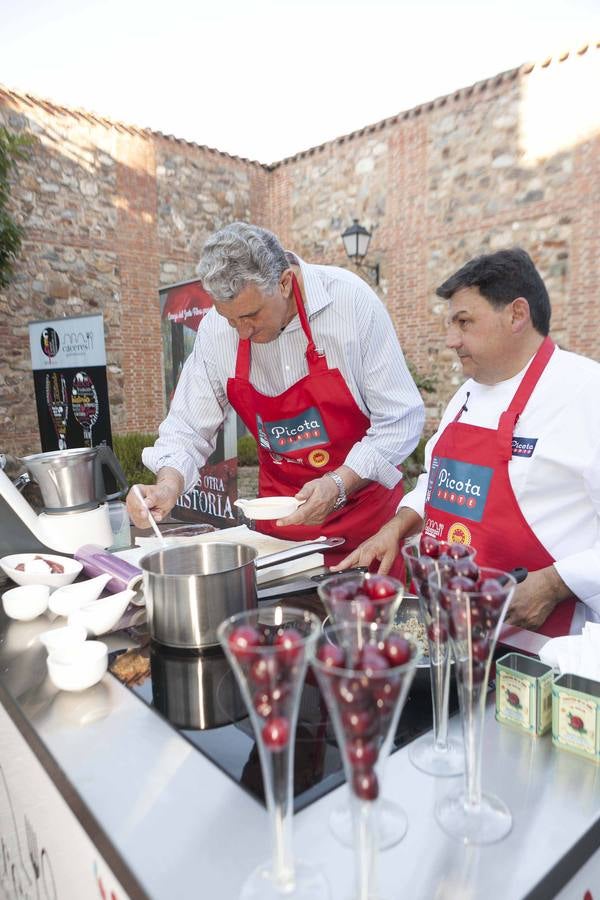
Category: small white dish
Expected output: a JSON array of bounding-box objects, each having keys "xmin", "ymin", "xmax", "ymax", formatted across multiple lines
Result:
[
  {"xmin": 234, "ymin": 496, "xmax": 305, "ymax": 520},
  {"xmin": 2, "ymin": 584, "xmax": 50, "ymax": 621},
  {"xmin": 48, "ymin": 573, "xmax": 112, "ymax": 617},
  {"xmin": 39, "ymin": 623, "xmax": 88, "ymax": 653},
  {"xmin": 47, "ymin": 641, "xmax": 108, "ymax": 692},
  {"xmin": 67, "ymin": 588, "xmax": 136, "ymax": 637},
  {"xmin": 0, "ymin": 553, "xmax": 82, "ymax": 589}
]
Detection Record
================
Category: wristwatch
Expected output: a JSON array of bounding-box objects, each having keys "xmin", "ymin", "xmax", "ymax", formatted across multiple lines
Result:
[{"xmin": 326, "ymin": 471, "xmax": 347, "ymax": 511}]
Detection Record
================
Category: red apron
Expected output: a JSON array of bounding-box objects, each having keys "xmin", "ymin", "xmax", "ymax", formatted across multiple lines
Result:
[
  {"xmin": 422, "ymin": 337, "xmax": 575, "ymax": 637},
  {"xmin": 226, "ymin": 274, "xmax": 404, "ymax": 566}
]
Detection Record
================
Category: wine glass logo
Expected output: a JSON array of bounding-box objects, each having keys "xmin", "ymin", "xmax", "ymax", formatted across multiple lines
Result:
[
  {"xmin": 71, "ymin": 371, "xmax": 99, "ymax": 447},
  {"xmin": 45, "ymin": 372, "xmax": 69, "ymax": 450},
  {"xmin": 40, "ymin": 328, "xmax": 60, "ymax": 358}
]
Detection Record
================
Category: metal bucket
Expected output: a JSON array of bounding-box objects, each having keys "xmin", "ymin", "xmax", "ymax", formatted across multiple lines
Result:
[{"xmin": 140, "ymin": 542, "xmax": 258, "ymax": 650}]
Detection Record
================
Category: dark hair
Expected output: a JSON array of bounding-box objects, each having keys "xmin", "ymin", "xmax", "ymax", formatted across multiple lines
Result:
[{"xmin": 435, "ymin": 248, "xmax": 551, "ymax": 336}]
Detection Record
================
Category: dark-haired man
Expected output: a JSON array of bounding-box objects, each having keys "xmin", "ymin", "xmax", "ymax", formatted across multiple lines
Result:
[{"xmin": 335, "ymin": 248, "xmax": 600, "ymax": 636}]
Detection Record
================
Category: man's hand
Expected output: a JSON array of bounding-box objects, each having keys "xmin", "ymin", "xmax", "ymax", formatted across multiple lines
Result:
[
  {"xmin": 126, "ymin": 467, "xmax": 184, "ymax": 528},
  {"xmin": 277, "ymin": 475, "xmax": 339, "ymax": 527},
  {"xmin": 504, "ymin": 565, "xmax": 572, "ymax": 630},
  {"xmin": 330, "ymin": 508, "xmax": 423, "ymax": 574}
]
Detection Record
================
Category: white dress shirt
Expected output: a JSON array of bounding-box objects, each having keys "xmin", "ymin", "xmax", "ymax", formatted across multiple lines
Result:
[
  {"xmin": 143, "ymin": 257, "xmax": 425, "ymax": 494},
  {"xmin": 402, "ymin": 347, "xmax": 600, "ymax": 627}
]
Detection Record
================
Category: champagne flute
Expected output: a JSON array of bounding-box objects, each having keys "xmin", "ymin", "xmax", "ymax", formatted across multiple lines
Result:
[
  {"xmin": 218, "ymin": 605, "xmax": 329, "ymax": 900},
  {"xmin": 427, "ymin": 565, "xmax": 516, "ymax": 844},
  {"xmin": 317, "ymin": 571, "xmax": 408, "ymax": 850},
  {"xmin": 401, "ymin": 535, "xmax": 476, "ymax": 777},
  {"xmin": 312, "ymin": 622, "xmax": 420, "ymax": 900},
  {"xmin": 46, "ymin": 372, "xmax": 69, "ymax": 450}
]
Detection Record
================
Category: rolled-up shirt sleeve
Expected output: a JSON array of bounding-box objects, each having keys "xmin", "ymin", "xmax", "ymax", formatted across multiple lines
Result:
[
  {"xmin": 343, "ymin": 286, "xmax": 425, "ymax": 487},
  {"xmin": 142, "ymin": 321, "xmax": 228, "ymax": 492}
]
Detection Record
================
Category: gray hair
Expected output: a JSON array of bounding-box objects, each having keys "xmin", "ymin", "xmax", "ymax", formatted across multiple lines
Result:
[{"xmin": 196, "ymin": 222, "xmax": 289, "ymax": 301}]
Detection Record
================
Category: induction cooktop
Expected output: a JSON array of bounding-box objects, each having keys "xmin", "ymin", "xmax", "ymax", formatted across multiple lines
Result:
[{"xmin": 110, "ymin": 631, "xmax": 461, "ymax": 813}]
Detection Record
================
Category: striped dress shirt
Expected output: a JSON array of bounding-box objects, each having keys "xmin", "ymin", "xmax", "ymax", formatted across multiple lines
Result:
[{"xmin": 143, "ymin": 256, "xmax": 425, "ymax": 492}]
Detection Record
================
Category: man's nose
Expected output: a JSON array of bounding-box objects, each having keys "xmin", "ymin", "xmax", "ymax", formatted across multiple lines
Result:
[
  {"xmin": 236, "ymin": 320, "xmax": 253, "ymax": 339},
  {"xmin": 445, "ymin": 325, "xmax": 461, "ymax": 350}
]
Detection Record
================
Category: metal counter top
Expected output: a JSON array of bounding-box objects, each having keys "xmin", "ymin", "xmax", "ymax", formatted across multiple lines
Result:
[{"xmin": 1, "ymin": 603, "xmax": 599, "ymax": 900}]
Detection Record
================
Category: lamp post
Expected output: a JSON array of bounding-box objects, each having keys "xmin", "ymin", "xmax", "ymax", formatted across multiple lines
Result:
[{"xmin": 341, "ymin": 219, "xmax": 379, "ymax": 286}]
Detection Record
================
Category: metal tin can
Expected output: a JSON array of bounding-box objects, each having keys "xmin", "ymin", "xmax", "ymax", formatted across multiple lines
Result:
[
  {"xmin": 552, "ymin": 673, "xmax": 600, "ymax": 764},
  {"xmin": 496, "ymin": 652, "xmax": 554, "ymax": 736}
]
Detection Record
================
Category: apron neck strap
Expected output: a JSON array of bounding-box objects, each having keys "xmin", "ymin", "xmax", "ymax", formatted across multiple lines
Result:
[
  {"xmin": 497, "ymin": 336, "xmax": 555, "ymax": 460},
  {"xmin": 234, "ymin": 271, "xmax": 328, "ymax": 380}
]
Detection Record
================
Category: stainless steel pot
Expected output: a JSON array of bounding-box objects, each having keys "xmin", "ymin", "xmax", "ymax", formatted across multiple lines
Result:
[
  {"xmin": 140, "ymin": 542, "xmax": 258, "ymax": 650},
  {"xmin": 20, "ymin": 445, "xmax": 128, "ymax": 512},
  {"xmin": 150, "ymin": 645, "xmax": 246, "ymax": 730}
]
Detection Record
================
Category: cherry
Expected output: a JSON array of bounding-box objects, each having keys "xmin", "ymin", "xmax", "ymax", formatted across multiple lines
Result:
[
  {"xmin": 352, "ymin": 768, "xmax": 379, "ymax": 801},
  {"xmin": 372, "ymin": 678, "xmax": 400, "ymax": 709},
  {"xmin": 342, "ymin": 707, "xmax": 376, "ymax": 738},
  {"xmin": 382, "ymin": 635, "xmax": 411, "ymax": 666},
  {"xmin": 427, "ymin": 621, "xmax": 448, "ymax": 643},
  {"xmin": 437, "ymin": 554, "xmax": 457, "ymax": 578},
  {"xmin": 453, "ymin": 558, "xmax": 480, "ymax": 583},
  {"xmin": 413, "ymin": 556, "xmax": 435, "ymax": 584},
  {"xmin": 471, "ymin": 638, "xmax": 489, "ymax": 662},
  {"xmin": 351, "ymin": 596, "xmax": 377, "ymax": 623},
  {"xmin": 249, "ymin": 656, "xmax": 278, "ymax": 687},
  {"xmin": 347, "ymin": 738, "xmax": 378, "ymax": 769},
  {"xmin": 262, "ymin": 716, "xmax": 290, "ymax": 751},
  {"xmin": 447, "ymin": 575, "xmax": 476, "ymax": 593},
  {"xmin": 361, "ymin": 646, "xmax": 390, "ymax": 674},
  {"xmin": 228, "ymin": 625, "xmax": 262, "ymax": 662},
  {"xmin": 337, "ymin": 677, "xmax": 370, "ymax": 708},
  {"xmin": 254, "ymin": 691, "xmax": 275, "ymax": 718},
  {"xmin": 447, "ymin": 542, "xmax": 472, "ymax": 560},
  {"xmin": 316, "ymin": 643, "xmax": 345, "ymax": 668},
  {"xmin": 274, "ymin": 628, "xmax": 303, "ymax": 667},
  {"xmin": 479, "ymin": 578, "xmax": 506, "ymax": 612},
  {"xmin": 420, "ymin": 535, "xmax": 441, "ymax": 558},
  {"xmin": 438, "ymin": 587, "xmax": 454, "ymax": 611},
  {"xmin": 364, "ymin": 575, "xmax": 397, "ymax": 601},
  {"xmin": 468, "ymin": 661, "xmax": 487, "ymax": 686}
]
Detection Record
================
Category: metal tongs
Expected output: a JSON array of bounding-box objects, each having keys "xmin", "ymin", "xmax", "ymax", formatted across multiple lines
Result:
[{"xmin": 254, "ymin": 536, "xmax": 345, "ymax": 570}]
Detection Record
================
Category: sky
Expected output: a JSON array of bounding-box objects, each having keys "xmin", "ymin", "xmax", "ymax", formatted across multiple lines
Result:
[{"xmin": 2, "ymin": 0, "xmax": 599, "ymax": 164}]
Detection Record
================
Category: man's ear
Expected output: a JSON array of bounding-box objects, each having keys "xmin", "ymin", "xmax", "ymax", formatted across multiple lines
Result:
[
  {"xmin": 280, "ymin": 268, "xmax": 294, "ymax": 298},
  {"xmin": 510, "ymin": 297, "xmax": 531, "ymax": 333}
]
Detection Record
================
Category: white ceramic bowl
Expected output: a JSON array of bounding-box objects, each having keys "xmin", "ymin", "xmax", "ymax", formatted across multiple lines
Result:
[
  {"xmin": 39, "ymin": 623, "xmax": 88, "ymax": 653},
  {"xmin": 0, "ymin": 553, "xmax": 82, "ymax": 589},
  {"xmin": 2, "ymin": 584, "xmax": 50, "ymax": 621},
  {"xmin": 234, "ymin": 496, "xmax": 304, "ymax": 520},
  {"xmin": 67, "ymin": 588, "xmax": 136, "ymax": 637},
  {"xmin": 48, "ymin": 573, "xmax": 112, "ymax": 616},
  {"xmin": 47, "ymin": 641, "xmax": 108, "ymax": 691}
]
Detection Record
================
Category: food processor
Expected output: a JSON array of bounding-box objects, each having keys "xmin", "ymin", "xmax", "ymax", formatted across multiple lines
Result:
[{"xmin": 0, "ymin": 445, "xmax": 128, "ymax": 555}]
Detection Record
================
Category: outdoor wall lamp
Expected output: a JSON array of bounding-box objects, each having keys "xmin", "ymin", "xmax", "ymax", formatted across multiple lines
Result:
[{"xmin": 341, "ymin": 219, "xmax": 380, "ymax": 286}]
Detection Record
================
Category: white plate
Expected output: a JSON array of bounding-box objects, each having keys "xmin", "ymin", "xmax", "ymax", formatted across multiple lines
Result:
[
  {"xmin": 234, "ymin": 496, "xmax": 304, "ymax": 520},
  {"xmin": 0, "ymin": 553, "xmax": 82, "ymax": 589}
]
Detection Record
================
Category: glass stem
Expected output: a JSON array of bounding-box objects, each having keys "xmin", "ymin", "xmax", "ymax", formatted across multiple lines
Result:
[
  {"xmin": 351, "ymin": 796, "xmax": 378, "ymax": 900},
  {"xmin": 459, "ymin": 673, "xmax": 485, "ymax": 809},
  {"xmin": 431, "ymin": 650, "xmax": 451, "ymax": 751},
  {"xmin": 266, "ymin": 748, "xmax": 295, "ymax": 890}
]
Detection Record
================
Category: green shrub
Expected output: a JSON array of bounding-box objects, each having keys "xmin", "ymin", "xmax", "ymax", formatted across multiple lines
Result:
[
  {"xmin": 237, "ymin": 434, "xmax": 258, "ymax": 466},
  {"xmin": 113, "ymin": 433, "xmax": 157, "ymax": 486}
]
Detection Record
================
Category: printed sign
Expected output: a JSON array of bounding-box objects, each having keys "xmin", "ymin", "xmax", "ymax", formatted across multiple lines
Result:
[
  {"xmin": 426, "ymin": 456, "xmax": 494, "ymax": 523},
  {"xmin": 256, "ymin": 407, "xmax": 329, "ymax": 454},
  {"xmin": 28, "ymin": 315, "xmax": 113, "ymax": 451},
  {"xmin": 159, "ymin": 279, "xmax": 238, "ymax": 528}
]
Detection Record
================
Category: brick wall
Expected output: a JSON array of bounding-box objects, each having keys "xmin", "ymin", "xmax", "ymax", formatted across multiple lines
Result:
[{"xmin": 0, "ymin": 43, "xmax": 598, "ymax": 455}]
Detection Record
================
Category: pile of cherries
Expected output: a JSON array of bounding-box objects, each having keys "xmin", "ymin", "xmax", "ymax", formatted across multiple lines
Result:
[
  {"xmin": 414, "ymin": 535, "xmax": 508, "ymax": 683},
  {"xmin": 323, "ymin": 573, "xmax": 400, "ymax": 625},
  {"xmin": 315, "ymin": 635, "xmax": 415, "ymax": 801},
  {"xmin": 227, "ymin": 623, "xmax": 304, "ymax": 752}
]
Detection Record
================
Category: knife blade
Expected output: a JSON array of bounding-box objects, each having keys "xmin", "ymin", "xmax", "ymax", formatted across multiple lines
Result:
[{"xmin": 257, "ymin": 566, "xmax": 367, "ymax": 602}]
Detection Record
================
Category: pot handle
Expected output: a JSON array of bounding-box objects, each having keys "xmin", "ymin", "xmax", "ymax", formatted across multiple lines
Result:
[{"xmin": 94, "ymin": 445, "xmax": 129, "ymax": 502}]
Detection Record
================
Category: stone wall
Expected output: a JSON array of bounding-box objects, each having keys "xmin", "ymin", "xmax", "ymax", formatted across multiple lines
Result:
[{"xmin": 0, "ymin": 43, "xmax": 598, "ymax": 456}]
